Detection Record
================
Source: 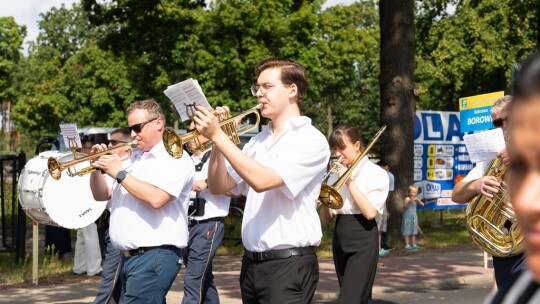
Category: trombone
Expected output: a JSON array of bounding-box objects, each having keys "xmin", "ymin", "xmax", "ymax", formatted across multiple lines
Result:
[
  {"xmin": 48, "ymin": 141, "xmax": 136, "ymax": 180},
  {"xmin": 163, "ymin": 104, "xmax": 261, "ymax": 158},
  {"xmin": 319, "ymin": 126, "xmax": 387, "ymax": 209}
]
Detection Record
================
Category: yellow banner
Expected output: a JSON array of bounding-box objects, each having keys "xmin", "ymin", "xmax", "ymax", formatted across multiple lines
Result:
[{"xmin": 459, "ymin": 91, "xmax": 504, "ymax": 111}]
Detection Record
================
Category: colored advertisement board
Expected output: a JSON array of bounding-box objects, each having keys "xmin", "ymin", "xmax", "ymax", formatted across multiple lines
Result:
[
  {"xmin": 414, "ymin": 111, "xmax": 473, "ymax": 210},
  {"xmin": 459, "ymin": 91, "xmax": 504, "ymax": 132}
]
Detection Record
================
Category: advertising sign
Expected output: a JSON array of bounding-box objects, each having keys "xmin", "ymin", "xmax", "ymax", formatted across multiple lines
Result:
[
  {"xmin": 414, "ymin": 111, "xmax": 473, "ymax": 210},
  {"xmin": 459, "ymin": 91, "xmax": 504, "ymax": 132}
]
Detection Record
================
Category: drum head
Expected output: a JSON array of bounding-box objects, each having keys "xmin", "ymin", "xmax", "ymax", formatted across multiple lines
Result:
[{"xmin": 19, "ymin": 152, "xmax": 106, "ymax": 229}]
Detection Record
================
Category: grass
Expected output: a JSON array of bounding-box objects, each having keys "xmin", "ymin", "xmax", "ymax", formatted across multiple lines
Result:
[{"xmin": 0, "ymin": 247, "xmax": 73, "ymax": 287}]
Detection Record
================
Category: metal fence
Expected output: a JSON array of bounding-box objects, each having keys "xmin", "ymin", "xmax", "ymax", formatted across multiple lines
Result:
[{"xmin": 0, "ymin": 153, "xmax": 26, "ymax": 261}]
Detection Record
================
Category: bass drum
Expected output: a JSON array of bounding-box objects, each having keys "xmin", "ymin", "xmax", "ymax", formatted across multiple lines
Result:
[{"xmin": 18, "ymin": 151, "xmax": 107, "ymax": 229}]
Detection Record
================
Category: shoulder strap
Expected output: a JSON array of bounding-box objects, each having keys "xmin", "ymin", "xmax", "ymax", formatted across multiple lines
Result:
[{"xmin": 195, "ymin": 150, "xmax": 212, "ymax": 172}]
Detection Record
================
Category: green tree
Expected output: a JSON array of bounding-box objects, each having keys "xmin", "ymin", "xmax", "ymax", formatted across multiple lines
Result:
[
  {"xmin": 415, "ymin": 0, "xmax": 537, "ymax": 110},
  {"xmin": 0, "ymin": 17, "xmax": 26, "ymax": 102},
  {"xmin": 306, "ymin": 1, "xmax": 380, "ymax": 140}
]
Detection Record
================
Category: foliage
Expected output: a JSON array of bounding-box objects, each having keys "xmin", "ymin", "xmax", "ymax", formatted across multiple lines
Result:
[
  {"xmin": 415, "ymin": 0, "xmax": 538, "ymax": 110},
  {"xmin": 0, "ymin": 17, "xmax": 26, "ymax": 102}
]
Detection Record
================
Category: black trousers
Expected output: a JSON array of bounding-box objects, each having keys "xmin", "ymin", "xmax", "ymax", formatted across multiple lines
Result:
[
  {"xmin": 240, "ymin": 253, "xmax": 319, "ymax": 304},
  {"xmin": 333, "ymin": 214, "xmax": 378, "ymax": 304},
  {"xmin": 493, "ymin": 253, "xmax": 527, "ymax": 291}
]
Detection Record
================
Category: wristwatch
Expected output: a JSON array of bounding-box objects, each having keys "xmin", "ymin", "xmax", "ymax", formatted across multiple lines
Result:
[{"xmin": 116, "ymin": 170, "xmax": 127, "ymax": 184}]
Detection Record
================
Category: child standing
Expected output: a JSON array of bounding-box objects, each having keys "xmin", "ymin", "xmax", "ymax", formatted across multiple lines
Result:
[{"xmin": 402, "ymin": 185, "xmax": 424, "ymax": 250}]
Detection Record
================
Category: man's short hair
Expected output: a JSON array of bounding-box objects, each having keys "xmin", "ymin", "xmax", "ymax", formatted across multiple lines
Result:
[
  {"xmin": 491, "ymin": 95, "xmax": 512, "ymax": 115},
  {"xmin": 126, "ymin": 99, "xmax": 165, "ymax": 121},
  {"xmin": 111, "ymin": 127, "xmax": 131, "ymax": 140},
  {"xmin": 254, "ymin": 58, "xmax": 308, "ymax": 105}
]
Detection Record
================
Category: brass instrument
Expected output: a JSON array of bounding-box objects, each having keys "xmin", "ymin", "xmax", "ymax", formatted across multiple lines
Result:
[
  {"xmin": 465, "ymin": 157, "xmax": 524, "ymax": 257},
  {"xmin": 48, "ymin": 141, "xmax": 136, "ymax": 180},
  {"xmin": 319, "ymin": 125, "xmax": 387, "ymax": 209},
  {"xmin": 163, "ymin": 105, "xmax": 261, "ymax": 158}
]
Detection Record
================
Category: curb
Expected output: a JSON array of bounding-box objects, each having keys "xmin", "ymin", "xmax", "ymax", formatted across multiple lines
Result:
[{"xmin": 313, "ymin": 273, "xmax": 493, "ymax": 301}]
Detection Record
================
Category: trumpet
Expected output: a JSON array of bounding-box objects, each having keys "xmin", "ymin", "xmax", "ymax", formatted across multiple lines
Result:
[
  {"xmin": 48, "ymin": 141, "xmax": 136, "ymax": 180},
  {"xmin": 163, "ymin": 105, "xmax": 261, "ymax": 158},
  {"xmin": 319, "ymin": 126, "xmax": 387, "ymax": 209}
]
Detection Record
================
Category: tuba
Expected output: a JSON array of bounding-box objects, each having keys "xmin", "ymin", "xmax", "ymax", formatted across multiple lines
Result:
[
  {"xmin": 318, "ymin": 126, "xmax": 386, "ymax": 209},
  {"xmin": 163, "ymin": 105, "xmax": 261, "ymax": 158},
  {"xmin": 465, "ymin": 157, "xmax": 524, "ymax": 257}
]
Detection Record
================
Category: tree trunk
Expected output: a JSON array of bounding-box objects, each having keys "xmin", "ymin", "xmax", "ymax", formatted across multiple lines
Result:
[
  {"xmin": 326, "ymin": 97, "xmax": 333, "ymax": 138},
  {"xmin": 379, "ymin": 0, "xmax": 416, "ymax": 243}
]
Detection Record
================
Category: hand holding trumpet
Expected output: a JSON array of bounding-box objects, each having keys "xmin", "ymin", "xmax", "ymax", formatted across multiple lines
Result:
[{"xmin": 90, "ymin": 143, "xmax": 124, "ymax": 178}]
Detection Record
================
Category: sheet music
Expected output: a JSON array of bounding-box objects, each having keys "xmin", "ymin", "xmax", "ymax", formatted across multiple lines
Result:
[
  {"xmin": 463, "ymin": 128, "xmax": 506, "ymax": 163},
  {"xmin": 59, "ymin": 123, "xmax": 82, "ymax": 149},
  {"xmin": 164, "ymin": 78, "xmax": 212, "ymax": 121}
]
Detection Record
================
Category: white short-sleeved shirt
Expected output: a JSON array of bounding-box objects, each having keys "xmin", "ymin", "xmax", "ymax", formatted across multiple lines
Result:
[
  {"xmin": 190, "ymin": 148, "xmax": 230, "ymax": 220},
  {"xmin": 109, "ymin": 140, "xmax": 194, "ymax": 251},
  {"xmin": 462, "ymin": 161, "xmax": 490, "ymax": 182},
  {"xmin": 330, "ymin": 158, "xmax": 389, "ymax": 215},
  {"xmin": 227, "ymin": 116, "xmax": 330, "ymax": 252}
]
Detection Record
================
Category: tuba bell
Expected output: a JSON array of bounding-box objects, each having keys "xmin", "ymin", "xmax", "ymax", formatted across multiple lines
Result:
[
  {"xmin": 465, "ymin": 157, "xmax": 524, "ymax": 257},
  {"xmin": 319, "ymin": 126, "xmax": 387, "ymax": 209}
]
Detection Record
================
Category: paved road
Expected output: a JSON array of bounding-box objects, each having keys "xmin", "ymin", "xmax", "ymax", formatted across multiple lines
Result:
[{"xmin": 317, "ymin": 282, "xmax": 493, "ymax": 304}]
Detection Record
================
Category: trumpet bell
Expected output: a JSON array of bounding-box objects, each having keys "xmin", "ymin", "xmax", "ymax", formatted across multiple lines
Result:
[
  {"xmin": 163, "ymin": 128, "xmax": 185, "ymax": 159},
  {"xmin": 319, "ymin": 184, "xmax": 343, "ymax": 209}
]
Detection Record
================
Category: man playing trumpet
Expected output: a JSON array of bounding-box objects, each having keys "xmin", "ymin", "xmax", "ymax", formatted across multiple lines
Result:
[
  {"xmin": 89, "ymin": 99, "xmax": 194, "ymax": 303},
  {"xmin": 192, "ymin": 58, "xmax": 330, "ymax": 303}
]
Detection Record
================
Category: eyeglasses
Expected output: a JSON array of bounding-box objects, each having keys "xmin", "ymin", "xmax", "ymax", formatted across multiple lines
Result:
[
  {"xmin": 109, "ymin": 140, "xmax": 129, "ymax": 146},
  {"xmin": 127, "ymin": 117, "xmax": 157, "ymax": 133},
  {"xmin": 250, "ymin": 83, "xmax": 283, "ymax": 96},
  {"xmin": 492, "ymin": 117, "xmax": 508, "ymax": 128}
]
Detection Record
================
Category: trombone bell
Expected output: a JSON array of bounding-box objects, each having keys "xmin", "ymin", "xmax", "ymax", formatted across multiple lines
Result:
[{"xmin": 164, "ymin": 105, "xmax": 261, "ymax": 159}]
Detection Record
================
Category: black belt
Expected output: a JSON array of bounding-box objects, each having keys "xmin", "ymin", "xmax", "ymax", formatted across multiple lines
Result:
[
  {"xmin": 244, "ymin": 246, "xmax": 317, "ymax": 262},
  {"xmin": 122, "ymin": 245, "xmax": 176, "ymax": 258},
  {"xmin": 189, "ymin": 216, "xmax": 225, "ymax": 227}
]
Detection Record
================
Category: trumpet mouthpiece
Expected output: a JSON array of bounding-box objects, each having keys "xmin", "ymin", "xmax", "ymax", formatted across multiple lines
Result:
[{"xmin": 130, "ymin": 140, "xmax": 138, "ymax": 145}]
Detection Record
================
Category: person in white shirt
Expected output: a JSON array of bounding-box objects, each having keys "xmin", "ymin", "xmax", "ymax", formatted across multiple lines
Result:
[
  {"xmin": 320, "ymin": 124, "xmax": 389, "ymax": 304},
  {"xmin": 89, "ymin": 99, "xmax": 194, "ymax": 303},
  {"xmin": 192, "ymin": 58, "xmax": 330, "ymax": 303},
  {"xmin": 182, "ymin": 123, "xmax": 231, "ymax": 304},
  {"xmin": 452, "ymin": 95, "xmax": 526, "ymax": 292}
]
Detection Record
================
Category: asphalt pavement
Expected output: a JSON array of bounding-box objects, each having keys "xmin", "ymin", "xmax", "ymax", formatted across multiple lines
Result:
[{"xmin": 0, "ymin": 245, "xmax": 495, "ymax": 304}]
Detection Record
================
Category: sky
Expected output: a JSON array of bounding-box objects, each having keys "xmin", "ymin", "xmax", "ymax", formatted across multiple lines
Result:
[{"xmin": 0, "ymin": 0, "xmax": 357, "ymax": 52}]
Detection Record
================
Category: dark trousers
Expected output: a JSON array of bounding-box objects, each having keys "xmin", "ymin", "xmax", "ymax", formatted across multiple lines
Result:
[
  {"xmin": 44, "ymin": 225, "xmax": 72, "ymax": 255},
  {"xmin": 182, "ymin": 220, "xmax": 224, "ymax": 304},
  {"xmin": 122, "ymin": 247, "xmax": 182, "ymax": 304},
  {"xmin": 93, "ymin": 228, "xmax": 124, "ymax": 304},
  {"xmin": 333, "ymin": 214, "xmax": 378, "ymax": 304},
  {"xmin": 240, "ymin": 253, "xmax": 319, "ymax": 304},
  {"xmin": 493, "ymin": 253, "xmax": 527, "ymax": 291}
]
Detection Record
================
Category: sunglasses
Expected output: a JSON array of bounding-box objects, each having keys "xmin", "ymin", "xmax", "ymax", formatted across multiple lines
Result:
[
  {"xmin": 127, "ymin": 117, "xmax": 157, "ymax": 133},
  {"xmin": 492, "ymin": 117, "xmax": 508, "ymax": 128},
  {"xmin": 109, "ymin": 140, "xmax": 129, "ymax": 146}
]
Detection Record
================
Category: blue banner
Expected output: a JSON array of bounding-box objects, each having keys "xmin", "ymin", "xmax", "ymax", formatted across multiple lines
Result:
[{"xmin": 414, "ymin": 111, "xmax": 473, "ymax": 210}]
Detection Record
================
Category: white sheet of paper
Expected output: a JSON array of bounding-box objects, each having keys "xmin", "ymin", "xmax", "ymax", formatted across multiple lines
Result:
[
  {"xmin": 164, "ymin": 78, "xmax": 212, "ymax": 121},
  {"xmin": 59, "ymin": 123, "xmax": 81, "ymax": 149},
  {"xmin": 463, "ymin": 128, "xmax": 506, "ymax": 163}
]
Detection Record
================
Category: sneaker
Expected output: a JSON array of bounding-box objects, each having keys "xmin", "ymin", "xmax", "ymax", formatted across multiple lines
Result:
[
  {"xmin": 405, "ymin": 244, "xmax": 413, "ymax": 250},
  {"xmin": 412, "ymin": 244, "xmax": 421, "ymax": 249},
  {"xmin": 382, "ymin": 244, "xmax": 393, "ymax": 250},
  {"xmin": 379, "ymin": 249, "xmax": 389, "ymax": 256}
]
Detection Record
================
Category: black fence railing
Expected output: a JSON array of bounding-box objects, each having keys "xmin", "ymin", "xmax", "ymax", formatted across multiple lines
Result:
[{"xmin": 0, "ymin": 153, "xmax": 26, "ymax": 261}]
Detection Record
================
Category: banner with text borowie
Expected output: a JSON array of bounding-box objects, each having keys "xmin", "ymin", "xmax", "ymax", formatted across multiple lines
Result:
[
  {"xmin": 414, "ymin": 111, "xmax": 473, "ymax": 210},
  {"xmin": 459, "ymin": 91, "xmax": 504, "ymax": 133}
]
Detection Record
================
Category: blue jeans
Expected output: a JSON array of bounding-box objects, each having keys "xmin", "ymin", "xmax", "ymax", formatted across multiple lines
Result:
[
  {"xmin": 122, "ymin": 247, "xmax": 182, "ymax": 304},
  {"xmin": 182, "ymin": 220, "xmax": 224, "ymax": 304}
]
